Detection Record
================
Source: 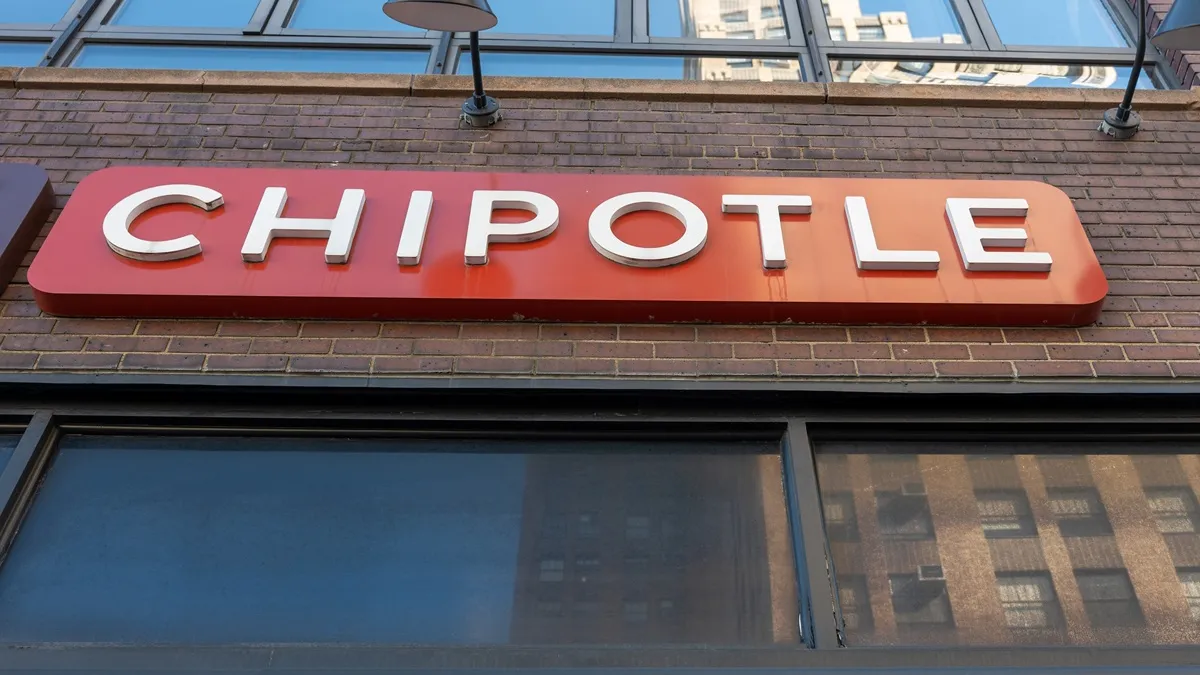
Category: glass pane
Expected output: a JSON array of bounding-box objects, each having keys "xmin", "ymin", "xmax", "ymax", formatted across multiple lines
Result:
[
  {"xmin": 823, "ymin": 0, "xmax": 964, "ymax": 44},
  {"xmin": 0, "ymin": 42, "xmax": 47, "ymax": 66},
  {"xmin": 816, "ymin": 446, "xmax": 1200, "ymax": 647},
  {"xmin": 985, "ymin": 0, "xmax": 1128, "ymax": 47},
  {"xmin": 0, "ymin": 0, "xmax": 75, "ymax": 24},
  {"xmin": 108, "ymin": 0, "xmax": 261, "ymax": 28},
  {"xmin": 73, "ymin": 45, "xmax": 428, "ymax": 73},
  {"xmin": 489, "ymin": 0, "xmax": 615, "ymax": 36},
  {"xmin": 829, "ymin": 60, "xmax": 1158, "ymax": 88},
  {"xmin": 289, "ymin": 0, "xmax": 418, "ymax": 32},
  {"xmin": 460, "ymin": 51, "xmax": 802, "ymax": 81},
  {"xmin": 650, "ymin": 0, "xmax": 789, "ymax": 40},
  {"xmin": 0, "ymin": 434, "xmax": 21, "ymax": 476},
  {"xmin": 0, "ymin": 436, "xmax": 797, "ymax": 645}
]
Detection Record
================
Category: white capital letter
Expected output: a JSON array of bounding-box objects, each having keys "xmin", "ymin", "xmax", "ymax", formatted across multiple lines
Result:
[
  {"xmin": 241, "ymin": 187, "xmax": 366, "ymax": 264},
  {"xmin": 396, "ymin": 190, "xmax": 433, "ymax": 266},
  {"xmin": 103, "ymin": 184, "xmax": 223, "ymax": 261},
  {"xmin": 589, "ymin": 192, "xmax": 707, "ymax": 268},
  {"xmin": 722, "ymin": 194, "xmax": 811, "ymax": 269},
  {"xmin": 845, "ymin": 196, "xmax": 940, "ymax": 271},
  {"xmin": 464, "ymin": 191, "xmax": 559, "ymax": 265},
  {"xmin": 946, "ymin": 198, "xmax": 1052, "ymax": 272}
]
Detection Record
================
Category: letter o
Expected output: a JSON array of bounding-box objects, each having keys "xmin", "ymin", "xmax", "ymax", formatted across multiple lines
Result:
[{"xmin": 588, "ymin": 192, "xmax": 708, "ymax": 268}]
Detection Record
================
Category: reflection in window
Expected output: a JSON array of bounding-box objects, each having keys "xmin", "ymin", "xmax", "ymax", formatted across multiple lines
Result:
[
  {"xmin": 0, "ymin": 0, "xmax": 74, "ymax": 24},
  {"xmin": 0, "ymin": 436, "xmax": 796, "ymax": 646},
  {"xmin": 0, "ymin": 434, "xmax": 20, "ymax": 476},
  {"xmin": 1076, "ymin": 570, "xmax": 1145, "ymax": 628},
  {"xmin": 977, "ymin": 490, "xmax": 1037, "ymax": 538},
  {"xmin": 1048, "ymin": 488, "xmax": 1113, "ymax": 537},
  {"xmin": 489, "ymin": 0, "xmax": 615, "ymax": 36},
  {"xmin": 1146, "ymin": 487, "xmax": 1200, "ymax": 534},
  {"xmin": 817, "ymin": 446, "xmax": 1200, "ymax": 647},
  {"xmin": 288, "ymin": 0, "xmax": 419, "ymax": 32},
  {"xmin": 829, "ymin": 61, "xmax": 1158, "ymax": 88},
  {"xmin": 107, "ymin": 0, "xmax": 261, "ymax": 28},
  {"xmin": 1180, "ymin": 569, "xmax": 1200, "ymax": 621},
  {"xmin": 0, "ymin": 42, "xmax": 46, "ymax": 67},
  {"xmin": 997, "ymin": 573, "xmax": 1062, "ymax": 630},
  {"xmin": 984, "ymin": 0, "xmax": 1128, "ymax": 47},
  {"xmin": 822, "ymin": 491, "xmax": 859, "ymax": 541},
  {"xmin": 73, "ymin": 45, "xmax": 429, "ymax": 73},
  {"xmin": 650, "ymin": 0, "xmax": 788, "ymax": 39},
  {"xmin": 824, "ymin": 0, "xmax": 964, "ymax": 43},
  {"xmin": 458, "ymin": 51, "xmax": 801, "ymax": 81}
]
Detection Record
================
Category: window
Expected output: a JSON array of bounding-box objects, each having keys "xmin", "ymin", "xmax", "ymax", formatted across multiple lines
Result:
[
  {"xmin": 0, "ymin": 434, "xmax": 19, "ymax": 475},
  {"xmin": 106, "ymin": 0, "xmax": 262, "ymax": 28},
  {"xmin": 287, "ymin": 0, "xmax": 419, "ymax": 32},
  {"xmin": 0, "ymin": 0, "xmax": 74, "ymax": 24},
  {"xmin": 1180, "ymin": 569, "xmax": 1200, "ymax": 621},
  {"xmin": 0, "ymin": 435, "xmax": 797, "ymax": 646},
  {"xmin": 0, "ymin": 42, "xmax": 48, "ymax": 66},
  {"xmin": 984, "ymin": 0, "xmax": 1128, "ymax": 47},
  {"xmin": 626, "ymin": 515, "xmax": 651, "ymax": 539},
  {"xmin": 876, "ymin": 490, "xmax": 935, "ymax": 539},
  {"xmin": 73, "ymin": 45, "xmax": 429, "ymax": 73},
  {"xmin": 838, "ymin": 576, "xmax": 873, "ymax": 633},
  {"xmin": 649, "ymin": 0, "xmax": 795, "ymax": 40},
  {"xmin": 489, "ymin": 0, "xmax": 616, "ymax": 36},
  {"xmin": 1076, "ymin": 570, "xmax": 1145, "ymax": 628},
  {"xmin": 761, "ymin": 2, "xmax": 783, "ymax": 19},
  {"xmin": 822, "ymin": 491, "xmax": 859, "ymax": 541},
  {"xmin": 829, "ymin": 61, "xmax": 1156, "ymax": 88},
  {"xmin": 457, "ymin": 52, "xmax": 801, "ymax": 82},
  {"xmin": 1047, "ymin": 488, "xmax": 1113, "ymax": 537},
  {"xmin": 824, "ymin": 0, "xmax": 964, "ymax": 43},
  {"xmin": 1146, "ymin": 487, "xmax": 1200, "ymax": 534},
  {"xmin": 997, "ymin": 573, "xmax": 1062, "ymax": 630},
  {"xmin": 890, "ymin": 574, "xmax": 954, "ymax": 633},
  {"xmin": 856, "ymin": 25, "xmax": 886, "ymax": 41},
  {"xmin": 977, "ymin": 490, "xmax": 1037, "ymax": 538},
  {"xmin": 577, "ymin": 512, "xmax": 599, "ymax": 537}
]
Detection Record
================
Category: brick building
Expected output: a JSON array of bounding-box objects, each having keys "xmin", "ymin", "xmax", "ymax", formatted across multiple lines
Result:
[{"xmin": 2, "ymin": 0, "xmax": 1200, "ymax": 673}]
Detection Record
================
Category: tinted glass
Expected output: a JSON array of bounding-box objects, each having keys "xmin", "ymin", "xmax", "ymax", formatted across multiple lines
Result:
[
  {"xmin": 489, "ymin": 0, "xmax": 615, "ymax": 36},
  {"xmin": 0, "ymin": 0, "xmax": 75, "ymax": 24},
  {"xmin": 823, "ymin": 0, "xmax": 964, "ymax": 43},
  {"xmin": 108, "ymin": 0, "xmax": 261, "ymax": 28},
  {"xmin": 459, "ymin": 51, "xmax": 801, "ymax": 81},
  {"xmin": 816, "ymin": 447, "xmax": 1200, "ymax": 646},
  {"xmin": 73, "ymin": 45, "xmax": 428, "ymax": 73},
  {"xmin": 289, "ymin": 0, "xmax": 417, "ymax": 32},
  {"xmin": 829, "ymin": 60, "xmax": 1157, "ymax": 88},
  {"xmin": 985, "ymin": 0, "xmax": 1128, "ymax": 47},
  {"xmin": 0, "ymin": 42, "xmax": 47, "ymax": 66},
  {"xmin": 0, "ymin": 436, "xmax": 796, "ymax": 645},
  {"xmin": 0, "ymin": 434, "xmax": 21, "ymax": 476},
  {"xmin": 650, "ymin": 0, "xmax": 789, "ymax": 39}
]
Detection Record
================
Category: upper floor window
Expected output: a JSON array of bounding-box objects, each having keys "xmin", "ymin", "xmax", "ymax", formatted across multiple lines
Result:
[
  {"xmin": 107, "ymin": 0, "xmax": 261, "ymax": 28},
  {"xmin": 0, "ymin": 0, "xmax": 75, "ymax": 24},
  {"xmin": 1146, "ymin": 487, "xmax": 1200, "ymax": 534}
]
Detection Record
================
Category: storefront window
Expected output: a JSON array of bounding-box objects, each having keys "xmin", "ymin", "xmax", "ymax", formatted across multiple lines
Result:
[
  {"xmin": 984, "ymin": 0, "xmax": 1128, "ymax": 47},
  {"xmin": 823, "ymin": 0, "xmax": 965, "ymax": 44},
  {"xmin": 107, "ymin": 0, "xmax": 262, "ymax": 28},
  {"xmin": 649, "ymin": 0, "xmax": 789, "ymax": 40},
  {"xmin": 816, "ymin": 446, "xmax": 1200, "ymax": 646},
  {"xmin": 0, "ymin": 435, "xmax": 797, "ymax": 645},
  {"xmin": 829, "ymin": 61, "xmax": 1158, "ymax": 88},
  {"xmin": 0, "ymin": 0, "xmax": 74, "ymax": 24},
  {"xmin": 72, "ymin": 45, "xmax": 429, "ymax": 73},
  {"xmin": 0, "ymin": 42, "xmax": 47, "ymax": 66}
]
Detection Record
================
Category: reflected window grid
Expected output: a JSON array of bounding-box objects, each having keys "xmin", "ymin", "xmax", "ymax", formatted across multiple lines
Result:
[{"xmin": 1146, "ymin": 487, "xmax": 1200, "ymax": 534}]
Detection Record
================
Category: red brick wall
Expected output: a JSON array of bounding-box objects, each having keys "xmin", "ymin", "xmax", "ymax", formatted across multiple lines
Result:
[{"xmin": 4, "ymin": 83, "xmax": 1200, "ymax": 380}]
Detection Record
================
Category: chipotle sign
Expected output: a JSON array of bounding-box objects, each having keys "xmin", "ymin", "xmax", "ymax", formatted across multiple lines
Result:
[{"xmin": 29, "ymin": 167, "xmax": 1107, "ymax": 325}]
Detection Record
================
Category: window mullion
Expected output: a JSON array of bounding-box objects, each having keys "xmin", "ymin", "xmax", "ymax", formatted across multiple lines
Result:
[
  {"xmin": 0, "ymin": 412, "xmax": 55, "ymax": 559},
  {"xmin": 785, "ymin": 419, "xmax": 841, "ymax": 649},
  {"xmin": 629, "ymin": 0, "xmax": 646, "ymax": 43},
  {"xmin": 959, "ymin": 0, "xmax": 1005, "ymax": 50}
]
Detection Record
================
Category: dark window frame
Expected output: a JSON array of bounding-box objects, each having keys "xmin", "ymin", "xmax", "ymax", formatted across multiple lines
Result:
[{"xmin": 0, "ymin": 384, "xmax": 1199, "ymax": 671}]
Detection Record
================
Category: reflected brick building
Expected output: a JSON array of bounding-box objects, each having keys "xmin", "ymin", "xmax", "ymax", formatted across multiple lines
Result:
[{"xmin": 817, "ymin": 449, "xmax": 1200, "ymax": 646}]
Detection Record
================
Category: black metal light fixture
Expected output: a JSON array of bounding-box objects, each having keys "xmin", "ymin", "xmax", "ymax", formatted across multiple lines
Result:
[
  {"xmin": 383, "ymin": 0, "xmax": 502, "ymax": 127},
  {"xmin": 1100, "ymin": 0, "xmax": 1200, "ymax": 138}
]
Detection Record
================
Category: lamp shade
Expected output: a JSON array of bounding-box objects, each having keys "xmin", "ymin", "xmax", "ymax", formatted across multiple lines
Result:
[
  {"xmin": 382, "ymin": 0, "xmax": 497, "ymax": 32},
  {"xmin": 1151, "ymin": 0, "xmax": 1200, "ymax": 50}
]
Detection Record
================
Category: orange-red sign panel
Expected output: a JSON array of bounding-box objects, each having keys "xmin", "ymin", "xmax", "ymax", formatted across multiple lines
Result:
[{"xmin": 29, "ymin": 167, "xmax": 1107, "ymax": 326}]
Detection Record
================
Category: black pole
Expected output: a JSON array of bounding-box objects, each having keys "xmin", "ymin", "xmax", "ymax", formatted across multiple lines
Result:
[
  {"xmin": 469, "ymin": 31, "xmax": 487, "ymax": 110},
  {"xmin": 1116, "ymin": 0, "xmax": 1147, "ymax": 122}
]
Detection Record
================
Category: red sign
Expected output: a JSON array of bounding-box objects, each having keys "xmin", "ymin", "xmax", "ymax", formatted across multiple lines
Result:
[{"xmin": 29, "ymin": 167, "xmax": 1107, "ymax": 326}]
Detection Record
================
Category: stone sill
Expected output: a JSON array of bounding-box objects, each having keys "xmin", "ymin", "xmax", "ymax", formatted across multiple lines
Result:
[{"xmin": 1, "ymin": 67, "xmax": 1196, "ymax": 110}]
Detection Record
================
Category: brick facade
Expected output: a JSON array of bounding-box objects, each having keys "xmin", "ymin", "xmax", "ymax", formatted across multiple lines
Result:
[{"xmin": 3, "ymin": 70, "xmax": 1200, "ymax": 380}]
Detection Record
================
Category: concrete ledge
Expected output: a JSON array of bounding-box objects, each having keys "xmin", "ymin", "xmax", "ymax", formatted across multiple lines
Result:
[
  {"xmin": 16, "ymin": 67, "xmax": 205, "ymax": 92},
  {"xmin": 6, "ymin": 67, "xmax": 1200, "ymax": 110},
  {"xmin": 202, "ymin": 70, "xmax": 411, "ymax": 95}
]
